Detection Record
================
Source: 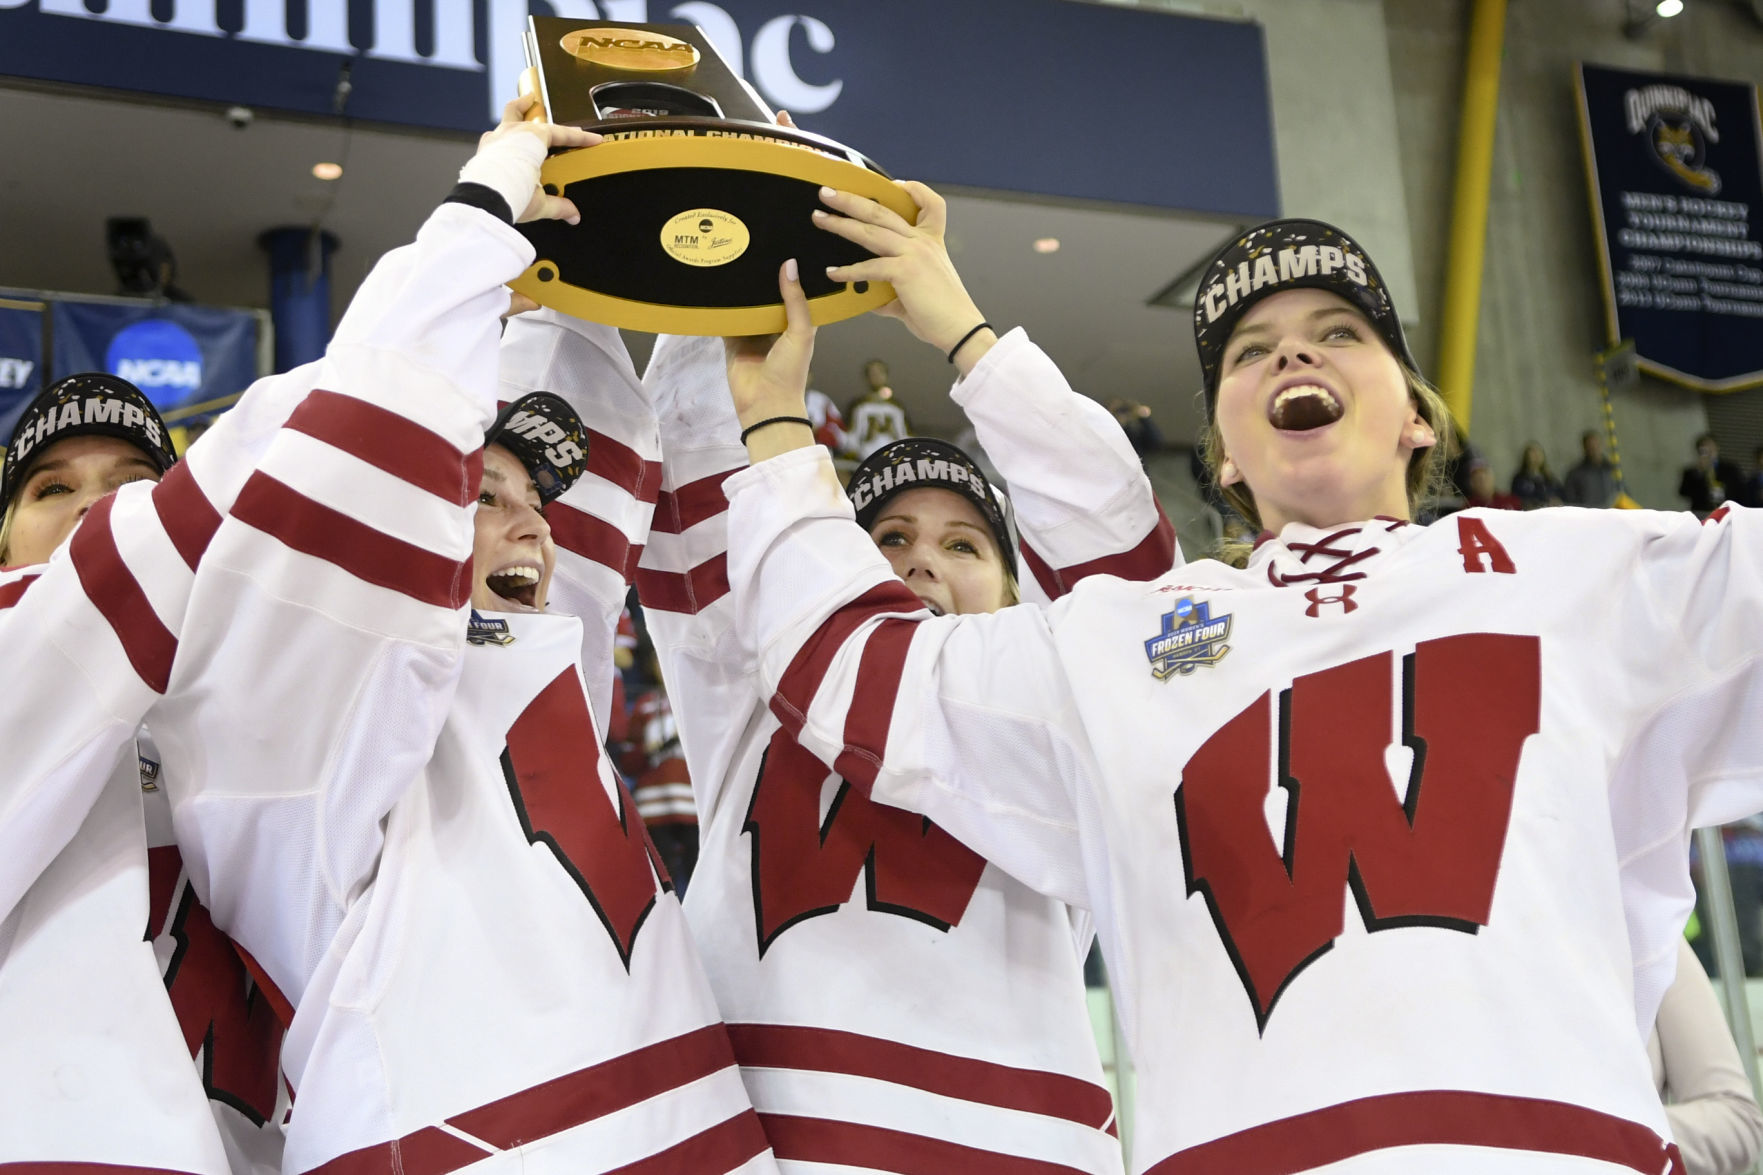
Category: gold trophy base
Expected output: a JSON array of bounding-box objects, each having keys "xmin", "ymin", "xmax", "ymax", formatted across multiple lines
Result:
[{"xmin": 511, "ymin": 131, "xmax": 921, "ymax": 336}]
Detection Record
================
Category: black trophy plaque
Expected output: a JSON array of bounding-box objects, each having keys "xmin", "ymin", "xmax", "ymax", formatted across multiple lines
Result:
[{"xmin": 510, "ymin": 18, "xmax": 918, "ymax": 336}]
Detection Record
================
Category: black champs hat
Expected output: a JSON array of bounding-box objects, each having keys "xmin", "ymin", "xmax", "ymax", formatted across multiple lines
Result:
[{"xmin": 1193, "ymin": 219, "xmax": 1416, "ymax": 410}]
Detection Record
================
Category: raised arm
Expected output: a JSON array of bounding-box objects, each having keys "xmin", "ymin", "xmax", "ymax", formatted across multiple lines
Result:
[
  {"xmin": 720, "ymin": 267, "xmax": 1095, "ymax": 906},
  {"xmin": 149, "ymin": 105, "xmax": 599, "ymax": 1003},
  {"xmin": 497, "ymin": 308, "xmax": 659, "ymax": 731}
]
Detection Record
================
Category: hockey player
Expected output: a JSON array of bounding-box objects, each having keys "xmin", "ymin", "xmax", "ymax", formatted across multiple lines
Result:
[
  {"xmin": 148, "ymin": 99, "xmax": 773, "ymax": 1173},
  {"xmin": 0, "ymin": 373, "xmax": 245, "ymax": 1172},
  {"xmin": 506, "ymin": 173, "xmax": 1173, "ymax": 1172},
  {"xmin": 714, "ymin": 210, "xmax": 1763, "ymax": 1173}
]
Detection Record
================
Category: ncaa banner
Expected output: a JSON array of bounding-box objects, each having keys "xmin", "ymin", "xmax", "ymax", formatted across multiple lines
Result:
[
  {"xmin": 1576, "ymin": 63, "xmax": 1763, "ymax": 392},
  {"xmin": 50, "ymin": 302, "xmax": 258, "ymax": 414},
  {"xmin": 0, "ymin": 299, "xmax": 46, "ymax": 447}
]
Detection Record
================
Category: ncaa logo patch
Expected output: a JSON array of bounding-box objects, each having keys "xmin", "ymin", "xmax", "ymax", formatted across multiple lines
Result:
[
  {"xmin": 1144, "ymin": 596, "xmax": 1233, "ymax": 680},
  {"xmin": 105, "ymin": 320, "xmax": 203, "ymax": 408}
]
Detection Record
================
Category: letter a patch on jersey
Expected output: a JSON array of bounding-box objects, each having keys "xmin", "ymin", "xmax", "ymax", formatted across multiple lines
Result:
[
  {"xmin": 1174, "ymin": 633, "xmax": 1540, "ymax": 1031},
  {"xmin": 744, "ymin": 729, "xmax": 987, "ymax": 954},
  {"xmin": 502, "ymin": 670, "xmax": 672, "ymax": 969}
]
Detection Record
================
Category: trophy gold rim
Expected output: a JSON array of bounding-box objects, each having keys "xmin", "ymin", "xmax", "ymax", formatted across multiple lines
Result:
[{"xmin": 510, "ymin": 135, "xmax": 920, "ymax": 336}]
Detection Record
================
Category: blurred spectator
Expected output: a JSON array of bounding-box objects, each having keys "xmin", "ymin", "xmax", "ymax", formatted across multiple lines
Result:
[
  {"xmin": 844, "ymin": 358, "xmax": 911, "ymax": 460},
  {"xmin": 1650, "ymin": 937, "xmax": 1763, "ymax": 1175},
  {"xmin": 1562, "ymin": 430, "xmax": 1619, "ymax": 508},
  {"xmin": 803, "ymin": 371, "xmax": 848, "ymax": 455},
  {"xmin": 1745, "ymin": 446, "xmax": 1763, "ymax": 510},
  {"xmin": 1680, "ymin": 433, "xmax": 1745, "ymax": 517},
  {"xmin": 1108, "ymin": 398, "xmax": 1165, "ymax": 457},
  {"xmin": 1690, "ymin": 820, "xmax": 1763, "ymax": 978},
  {"xmin": 1463, "ymin": 457, "xmax": 1521, "ymax": 511},
  {"xmin": 1510, "ymin": 441, "xmax": 1563, "ymax": 509},
  {"xmin": 627, "ymin": 675, "xmax": 698, "ymax": 893}
]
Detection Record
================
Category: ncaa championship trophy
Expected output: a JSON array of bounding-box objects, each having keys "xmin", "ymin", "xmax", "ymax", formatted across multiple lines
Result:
[{"xmin": 511, "ymin": 17, "xmax": 918, "ymax": 335}]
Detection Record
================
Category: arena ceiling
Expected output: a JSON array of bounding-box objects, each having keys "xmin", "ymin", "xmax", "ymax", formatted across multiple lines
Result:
[{"xmin": 0, "ymin": 83, "xmax": 1239, "ymax": 444}]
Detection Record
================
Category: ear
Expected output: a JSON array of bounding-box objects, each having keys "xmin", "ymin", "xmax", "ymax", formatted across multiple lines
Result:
[
  {"xmin": 1402, "ymin": 406, "xmax": 1437, "ymax": 453},
  {"xmin": 1219, "ymin": 456, "xmax": 1243, "ymax": 487}
]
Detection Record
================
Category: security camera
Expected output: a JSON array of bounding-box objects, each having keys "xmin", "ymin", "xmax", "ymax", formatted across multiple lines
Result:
[{"xmin": 224, "ymin": 105, "xmax": 255, "ymax": 130}]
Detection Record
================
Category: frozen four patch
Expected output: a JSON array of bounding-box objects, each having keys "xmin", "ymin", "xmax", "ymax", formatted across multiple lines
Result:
[{"xmin": 1144, "ymin": 597, "xmax": 1233, "ymax": 680}]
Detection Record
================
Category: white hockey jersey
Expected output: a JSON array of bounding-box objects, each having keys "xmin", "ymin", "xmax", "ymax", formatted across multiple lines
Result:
[
  {"xmin": 149, "ymin": 203, "xmax": 771, "ymax": 1173},
  {"xmin": 726, "ymin": 447, "xmax": 1763, "ymax": 1174},
  {"xmin": 0, "ymin": 353, "xmax": 332, "ymax": 1170},
  {"xmin": 523, "ymin": 324, "xmax": 1173, "ymax": 1173},
  {"xmin": 143, "ymin": 745, "xmax": 290, "ymax": 1175}
]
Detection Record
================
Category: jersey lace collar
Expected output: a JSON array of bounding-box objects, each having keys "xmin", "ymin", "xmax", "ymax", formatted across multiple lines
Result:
[{"xmin": 1249, "ymin": 517, "xmax": 1422, "ymax": 587}]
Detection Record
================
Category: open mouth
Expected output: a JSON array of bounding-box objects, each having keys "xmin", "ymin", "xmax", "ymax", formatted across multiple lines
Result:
[
  {"xmin": 1268, "ymin": 384, "xmax": 1344, "ymax": 432},
  {"xmin": 485, "ymin": 563, "xmax": 542, "ymax": 611},
  {"xmin": 915, "ymin": 595, "xmax": 946, "ymax": 617}
]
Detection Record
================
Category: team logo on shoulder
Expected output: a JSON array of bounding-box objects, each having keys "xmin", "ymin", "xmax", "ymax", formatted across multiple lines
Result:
[
  {"xmin": 467, "ymin": 610, "xmax": 516, "ymax": 647},
  {"xmin": 138, "ymin": 755, "xmax": 161, "ymax": 792},
  {"xmin": 1144, "ymin": 597, "xmax": 1232, "ymax": 680}
]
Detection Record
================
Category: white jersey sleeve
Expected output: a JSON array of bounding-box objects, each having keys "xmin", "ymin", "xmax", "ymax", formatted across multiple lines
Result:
[
  {"xmin": 952, "ymin": 328, "xmax": 1179, "ymax": 600},
  {"xmin": 0, "ymin": 352, "xmax": 340, "ymax": 921},
  {"xmin": 1609, "ymin": 503, "xmax": 1763, "ymax": 1026},
  {"xmin": 724, "ymin": 446, "xmax": 1097, "ymax": 909},
  {"xmin": 150, "ymin": 202, "xmax": 529, "ymax": 1005},
  {"xmin": 630, "ymin": 334, "xmax": 756, "ymax": 824},
  {"xmin": 497, "ymin": 309, "xmax": 661, "ymax": 733}
]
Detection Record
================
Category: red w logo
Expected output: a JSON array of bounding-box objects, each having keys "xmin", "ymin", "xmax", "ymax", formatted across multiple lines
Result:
[
  {"xmin": 744, "ymin": 728, "xmax": 987, "ymax": 954},
  {"xmin": 502, "ymin": 669, "xmax": 671, "ymax": 969},
  {"xmin": 147, "ymin": 847, "xmax": 284, "ymax": 1126},
  {"xmin": 1175, "ymin": 633, "xmax": 1540, "ymax": 1031}
]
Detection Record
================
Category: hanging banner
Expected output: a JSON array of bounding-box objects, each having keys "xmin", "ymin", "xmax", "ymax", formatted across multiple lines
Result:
[
  {"xmin": 1576, "ymin": 63, "xmax": 1763, "ymax": 392},
  {"xmin": 51, "ymin": 302, "xmax": 258, "ymax": 415},
  {"xmin": 0, "ymin": 300, "xmax": 46, "ymax": 447}
]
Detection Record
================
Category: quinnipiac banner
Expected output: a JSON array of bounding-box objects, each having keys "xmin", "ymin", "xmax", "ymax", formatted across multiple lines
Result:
[
  {"xmin": 1576, "ymin": 63, "xmax": 1763, "ymax": 392},
  {"xmin": 0, "ymin": 300, "xmax": 46, "ymax": 447},
  {"xmin": 51, "ymin": 302, "xmax": 259, "ymax": 416}
]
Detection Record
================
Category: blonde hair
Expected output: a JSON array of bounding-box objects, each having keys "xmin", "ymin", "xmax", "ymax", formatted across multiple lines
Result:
[
  {"xmin": 1200, "ymin": 366, "xmax": 1459, "ymax": 568},
  {"xmin": 0, "ymin": 492, "xmax": 16, "ymax": 566}
]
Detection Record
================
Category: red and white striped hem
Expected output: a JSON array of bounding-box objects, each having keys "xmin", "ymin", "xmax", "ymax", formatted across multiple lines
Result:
[
  {"xmin": 307, "ymin": 1025, "xmax": 767, "ymax": 1175},
  {"xmin": 1142, "ymin": 1090, "xmax": 1683, "ymax": 1175}
]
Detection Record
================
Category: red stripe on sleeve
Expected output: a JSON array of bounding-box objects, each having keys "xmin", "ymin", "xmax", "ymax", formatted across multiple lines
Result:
[
  {"xmin": 760, "ymin": 1114, "xmax": 1092, "ymax": 1175},
  {"xmin": 1142, "ymin": 1090, "xmax": 1681, "ymax": 1175},
  {"xmin": 230, "ymin": 473, "xmax": 472, "ymax": 609},
  {"xmin": 651, "ymin": 469, "xmax": 734, "ymax": 535},
  {"xmin": 831, "ymin": 618, "xmax": 916, "ymax": 791},
  {"xmin": 150, "ymin": 462, "xmax": 223, "ymax": 571},
  {"xmin": 307, "ymin": 1126, "xmax": 490, "ymax": 1175},
  {"xmin": 0, "ymin": 575, "xmax": 41, "ymax": 609},
  {"xmin": 588, "ymin": 428, "xmax": 662, "ymax": 505},
  {"xmin": 311, "ymin": 1026, "xmax": 752, "ymax": 1175},
  {"xmin": 448, "ymin": 1024, "xmax": 737, "ymax": 1148},
  {"xmin": 69, "ymin": 495, "xmax": 178, "ymax": 694},
  {"xmin": 548, "ymin": 501, "xmax": 640, "ymax": 581},
  {"xmin": 1021, "ymin": 506, "xmax": 1177, "ymax": 599},
  {"xmin": 286, "ymin": 389, "xmax": 481, "ymax": 507},
  {"xmin": 634, "ymin": 553, "xmax": 729, "ymax": 616},
  {"xmin": 604, "ymin": 1110, "xmax": 770, "ymax": 1175},
  {"xmin": 770, "ymin": 582, "xmax": 922, "ymax": 739},
  {"xmin": 729, "ymin": 1024, "xmax": 1115, "ymax": 1130}
]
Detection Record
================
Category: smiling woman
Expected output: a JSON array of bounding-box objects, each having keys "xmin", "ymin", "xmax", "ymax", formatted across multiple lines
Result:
[
  {"xmin": 1191, "ymin": 220, "xmax": 1456, "ymax": 561},
  {"xmin": 716, "ymin": 213, "xmax": 1763, "ymax": 1174}
]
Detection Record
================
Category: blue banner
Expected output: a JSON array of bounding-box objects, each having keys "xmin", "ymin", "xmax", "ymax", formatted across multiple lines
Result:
[
  {"xmin": 51, "ymin": 302, "xmax": 259, "ymax": 415},
  {"xmin": 0, "ymin": 0, "xmax": 1278, "ymax": 219},
  {"xmin": 0, "ymin": 301, "xmax": 45, "ymax": 448},
  {"xmin": 1577, "ymin": 63, "xmax": 1763, "ymax": 392}
]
